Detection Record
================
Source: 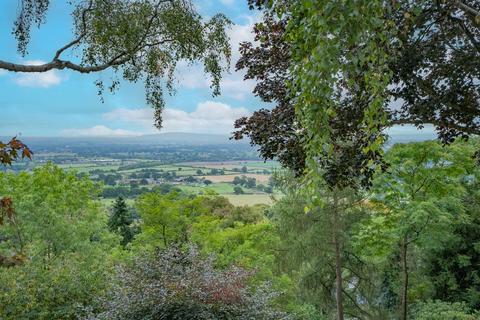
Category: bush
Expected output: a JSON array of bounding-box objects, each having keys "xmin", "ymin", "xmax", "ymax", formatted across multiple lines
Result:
[
  {"xmin": 90, "ymin": 245, "xmax": 288, "ymax": 320},
  {"xmin": 412, "ymin": 301, "xmax": 480, "ymax": 320}
]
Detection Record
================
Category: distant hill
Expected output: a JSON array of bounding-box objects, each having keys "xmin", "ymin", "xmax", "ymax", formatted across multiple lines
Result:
[
  {"xmin": 385, "ymin": 126, "xmax": 436, "ymax": 147},
  {"xmin": 1, "ymin": 132, "xmax": 246, "ymax": 148},
  {"xmin": 2, "ymin": 127, "xmax": 436, "ymax": 150}
]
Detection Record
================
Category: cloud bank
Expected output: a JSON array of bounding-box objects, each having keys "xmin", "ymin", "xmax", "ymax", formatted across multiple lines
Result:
[
  {"xmin": 13, "ymin": 60, "xmax": 63, "ymax": 88},
  {"xmin": 103, "ymin": 101, "xmax": 250, "ymax": 134},
  {"xmin": 61, "ymin": 125, "xmax": 142, "ymax": 137}
]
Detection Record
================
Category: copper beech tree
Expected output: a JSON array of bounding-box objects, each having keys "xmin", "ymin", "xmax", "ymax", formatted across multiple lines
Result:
[
  {"xmin": 235, "ymin": 0, "xmax": 480, "ymax": 187},
  {"xmin": 234, "ymin": 1, "xmax": 479, "ymax": 320}
]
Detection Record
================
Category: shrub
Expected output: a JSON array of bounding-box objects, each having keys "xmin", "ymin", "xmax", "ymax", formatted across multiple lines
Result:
[
  {"xmin": 412, "ymin": 300, "xmax": 480, "ymax": 320},
  {"xmin": 90, "ymin": 245, "xmax": 288, "ymax": 320}
]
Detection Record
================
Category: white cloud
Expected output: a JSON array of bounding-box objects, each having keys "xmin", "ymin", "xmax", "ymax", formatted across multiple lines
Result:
[
  {"xmin": 13, "ymin": 60, "xmax": 63, "ymax": 88},
  {"xmin": 219, "ymin": 0, "xmax": 235, "ymax": 6},
  {"xmin": 176, "ymin": 14, "xmax": 259, "ymax": 100},
  {"xmin": 103, "ymin": 107, "xmax": 156, "ymax": 129},
  {"xmin": 103, "ymin": 101, "xmax": 250, "ymax": 134},
  {"xmin": 61, "ymin": 125, "xmax": 142, "ymax": 137},
  {"xmin": 0, "ymin": 69, "xmax": 7, "ymax": 76}
]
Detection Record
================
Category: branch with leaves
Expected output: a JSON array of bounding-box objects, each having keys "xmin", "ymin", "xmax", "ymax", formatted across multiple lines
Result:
[
  {"xmin": 0, "ymin": 137, "xmax": 32, "ymax": 166},
  {"xmin": 1, "ymin": 0, "xmax": 231, "ymax": 128}
]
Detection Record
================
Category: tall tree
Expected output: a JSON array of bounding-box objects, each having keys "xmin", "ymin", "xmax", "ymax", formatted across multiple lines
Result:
[
  {"xmin": 236, "ymin": 4, "xmax": 479, "ymax": 317},
  {"xmin": 356, "ymin": 140, "xmax": 476, "ymax": 319},
  {"xmin": 108, "ymin": 197, "xmax": 137, "ymax": 247},
  {"xmin": 235, "ymin": 0, "xmax": 480, "ymax": 182},
  {"xmin": 271, "ymin": 171, "xmax": 377, "ymax": 319}
]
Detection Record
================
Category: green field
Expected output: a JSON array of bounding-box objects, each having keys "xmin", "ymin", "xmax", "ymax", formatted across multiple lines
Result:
[
  {"xmin": 50, "ymin": 159, "xmax": 280, "ymax": 206},
  {"xmin": 225, "ymin": 194, "xmax": 275, "ymax": 206}
]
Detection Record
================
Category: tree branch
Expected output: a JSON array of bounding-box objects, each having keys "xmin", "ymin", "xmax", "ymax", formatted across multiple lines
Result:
[
  {"xmin": 53, "ymin": 0, "xmax": 94, "ymax": 61},
  {"xmin": 0, "ymin": 0, "xmax": 172, "ymax": 74},
  {"xmin": 390, "ymin": 118, "xmax": 480, "ymax": 136}
]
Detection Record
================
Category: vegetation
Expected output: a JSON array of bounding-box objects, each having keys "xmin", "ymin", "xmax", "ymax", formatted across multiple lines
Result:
[{"xmin": 1, "ymin": 1, "xmax": 480, "ymax": 320}]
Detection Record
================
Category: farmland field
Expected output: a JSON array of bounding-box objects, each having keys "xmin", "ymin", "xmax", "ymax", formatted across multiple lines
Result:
[
  {"xmin": 225, "ymin": 194, "xmax": 275, "ymax": 206},
  {"xmin": 2, "ymin": 137, "xmax": 281, "ymax": 207}
]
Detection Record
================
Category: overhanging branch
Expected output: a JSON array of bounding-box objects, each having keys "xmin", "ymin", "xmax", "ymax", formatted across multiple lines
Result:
[{"xmin": 0, "ymin": 0, "xmax": 173, "ymax": 74}]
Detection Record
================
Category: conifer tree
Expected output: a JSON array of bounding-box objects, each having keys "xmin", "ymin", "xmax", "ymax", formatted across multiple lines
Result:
[{"xmin": 108, "ymin": 197, "xmax": 136, "ymax": 247}]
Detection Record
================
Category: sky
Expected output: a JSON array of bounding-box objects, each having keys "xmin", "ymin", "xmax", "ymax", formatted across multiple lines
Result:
[
  {"xmin": 0, "ymin": 0, "xmax": 263, "ymax": 137},
  {"xmin": 0, "ymin": 1, "xmax": 435, "ymax": 140}
]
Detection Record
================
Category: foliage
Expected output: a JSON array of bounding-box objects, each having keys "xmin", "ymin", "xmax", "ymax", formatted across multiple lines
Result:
[
  {"xmin": 270, "ymin": 174, "xmax": 376, "ymax": 319},
  {"xmin": 354, "ymin": 140, "xmax": 478, "ymax": 318},
  {"xmin": 388, "ymin": 1, "xmax": 480, "ymax": 142},
  {"xmin": 234, "ymin": 186, "xmax": 244, "ymax": 194},
  {"xmin": 236, "ymin": 1, "xmax": 480, "ymax": 185},
  {"xmin": 88, "ymin": 245, "xmax": 288, "ymax": 320},
  {"xmin": 233, "ymin": 4, "xmax": 305, "ymax": 175},
  {"xmin": 0, "ymin": 137, "xmax": 32, "ymax": 166},
  {"xmin": 411, "ymin": 300, "xmax": 480, "ymax": 320},
  {"xmin": 108, "ymin": 197, "xmax": 138, "ymax": 247},
  {"xmin": 132, "ymin": 192, "xmax": 277, "ymax": 275},
  {"xmin": 0, "ymin": 164, "xmax": 115, "ymax": 319},
  {"xmin": 3, "ymin": 0, "xmax": 231, "ymax": 128},
  {"xmin": 423, "ymin": 176, "xmax": 480, "ymax": 309}
]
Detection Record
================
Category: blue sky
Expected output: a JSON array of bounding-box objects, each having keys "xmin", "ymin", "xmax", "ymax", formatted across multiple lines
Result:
[{"xmin": 0, "ymin": 0, "xmax": 264, "ymax": 137}]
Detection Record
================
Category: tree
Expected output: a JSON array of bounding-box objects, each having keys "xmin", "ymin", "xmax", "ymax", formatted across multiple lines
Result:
[
  {"xmin": 133, "ymin": 192, "xmax": 188, "ymax": 250},
  {"xmin": 203, "ymin": 179, "xmax": 212, "ymax": 186},
  {"xmin": 241, "ymin": 165, "xmax": 248, "ymax": 173},
  {"xmin": 357, "ymin": 141, "xmax": 476, "ymax": 319},
  {"xmin": 245, "ymin": 177, "xmax": 256, "ymax": 188},
  {"xmin": 0, "ymin": 164, "xmax": 115, "ymax": 319},
  {"xmin": 270, "ymin": 171, "xmax": 375, "ymax": 319},
  {"xmin": 196, "ymin": 169, "xmax": 203, "ymax": 175},
  {"xmin": 108, "ymin": 197, "xmax": 137, "ymax": 247},
  {"xmin": 423, "ymin": 169, "xmax": 480, "ymax": 310},
  {"xmin": 235, "ymin": 4, "xmax": 479, "ymax": 317},
  {"xmin": 233, "ymin": 186, "xmax": 244, "ymax": 195},
  {"xmin": 232, "ymin": 176, "xmax": 242, "ymax": 185},
  {"xmin": 233, "ymin": 5, "xmax": 305, "ymax": 176},
  {"xmin": 235, "ymin": 0, "xmax": 480, "ymax": 185},
  {"xmin": 1, "ymin": 0, "xmax": 231, "ymax": 129}
]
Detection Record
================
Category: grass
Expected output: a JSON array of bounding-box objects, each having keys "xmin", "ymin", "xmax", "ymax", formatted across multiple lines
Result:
[{"xmin": 224, "ymin": 194, "xmax": 275, "ymax": 206}]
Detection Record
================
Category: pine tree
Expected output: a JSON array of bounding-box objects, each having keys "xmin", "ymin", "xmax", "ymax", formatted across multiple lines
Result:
[{"xmin": 108, "ymin": 197, "xmax": 136, "ymax": 247}]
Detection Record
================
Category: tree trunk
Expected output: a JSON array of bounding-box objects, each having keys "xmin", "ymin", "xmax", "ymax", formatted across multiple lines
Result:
[
  {"xmin": 334, "ymin": 232, "xmax": 344, "ymax": 320},
  {"xmin": 332, "ymin": 192, "xmax": 344, "ymax": 320},
  {"xmin": 400, "ymin": 237, "xmax": 408, "ymax": 320}
]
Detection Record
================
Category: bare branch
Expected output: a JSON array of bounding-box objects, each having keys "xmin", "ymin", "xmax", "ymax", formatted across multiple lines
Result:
[{"xmin": 53, "ymin": 0, "xmax": 94, "ymax": 61}]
